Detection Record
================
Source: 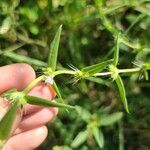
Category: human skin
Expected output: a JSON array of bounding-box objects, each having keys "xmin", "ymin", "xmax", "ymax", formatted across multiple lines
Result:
[{"xmin": 0, "ymin": 63, "xmax": 58, "ymax": 150}]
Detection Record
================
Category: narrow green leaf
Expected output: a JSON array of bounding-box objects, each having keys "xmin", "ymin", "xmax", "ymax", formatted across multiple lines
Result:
[
  {"xmin": 53, "ymin": 81, "xmax": 68, "ymax": 112},
  {"xmin": 17, "ymin": 33, "xmax": 47, "ymax": 47},
  {"xmin": 86, "ymin": 77, "xmax": 111, "ymax": 87},
  {"xmin": 3, "ymin": 51, "xmax": 47, "ymax": 67},
  {"xmin": 82, "ymin": 60, "xmax": 112, "ymax": 76},
  {"xmin": 93, "ymin": 127, "xmax": 104, "ymax": 148},
  {"xmin": 0, "ymin": 17, "xmax": 12, "ymax": 35},
  {"xmin": 48, "ymin": 25, "xmax": 62, "ymax": 70},
  {"xmin": 53, "ymin": 81, "xmax": 62, "ymax": 99},
  {"xmin": 0, "ymin": 43, "xmax": 24, "ymax": 55},
  {"xmin": 71, "ymin": 130, "xmax": 88, "ymax": 148},
  {"xmin": 100, "ymin": 112, "xmax": 123, "ymax": 126},
  {"xmin": 75, "ymin": 106, "xmax": 91, "ymax": 122},
  {"xmin": 25, "ymin": 95, "xmax": 74, "ymax": 109},
  {"xmin": 0, "ymin": 101, "xmax": 19, "ymax": 142},
  {"xmin": 113, "ymin": 32, "xmax": 120, "ymax": 66},
  {"xmin": 115, "ymin": 75, "xmax": 129, "ymax": 113}
]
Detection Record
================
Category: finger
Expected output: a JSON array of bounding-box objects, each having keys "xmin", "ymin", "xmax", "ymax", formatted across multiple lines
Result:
[
  {"xmin": 4, "ymin": 126, "xmax": 48, "ymax": 150},
  {"xmin": 23, "ymin": 82, "xmax": 56, "ymax": 115},
  {"xmin": 14, "ymin": 83, "xmax": 57, "ymax": 134},
  {"xmin": 14, "ymin": 107, "xmax": 58, "ymax": 134},
  {"xmin": 0, "ymin": 63, "xmax": 35, "ymax": 138},
  {"xmin": 0, "ymin": 63, "xmax": 35, "ymax": 94}
]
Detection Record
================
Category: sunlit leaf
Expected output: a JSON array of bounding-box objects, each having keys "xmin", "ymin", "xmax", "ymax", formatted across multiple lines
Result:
[
  {"xmin": 71, "ymin": 130, "xmax": 88, "ymax": 148},
  {"xmin": 82, "ymin": 60, "xmax": 112, "ymax": 76},
  {"xmin": 93, "ymin": 127, "xmax": 104, "ymax": 148},
  {"xmin": 3, "ymin": 51, "xmax": 47, "ymax": 67},
  {"xmin": 113, "ymin": 33, "xmax": 120, "ymax": 66},
  {"xmin": 0, "ymin": 101, "xmax": 19, "ymax": 143},
  {"xmin": 0, "ymin": 17, "xmax": 12, "ymax": 35},
  {"xmin": 25, "ymin": 95, "xmax": 74, "ymax": 109},
  {"xmin": 115, "ymin": 75, "xmax": 129, "ymax": 113},
  {"xmin": 48, "ymin": 25, "xmax": 62, "ymax": 70},
  {"xmin": 144, "ymin": 61, "xmax": 150, "ymax": 70},
  {"xmin": 100, "ymin": 112, "xmax": 123, "ymax": 126}
]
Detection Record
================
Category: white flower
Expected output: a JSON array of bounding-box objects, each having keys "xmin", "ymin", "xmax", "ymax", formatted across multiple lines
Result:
[{"xmin": 45, "ymin": 76, "xmax": 54, "ymax": 85}]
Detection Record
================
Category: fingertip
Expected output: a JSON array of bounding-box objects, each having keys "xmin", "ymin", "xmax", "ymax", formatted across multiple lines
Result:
[
  {"xmin": 16, "ymin": 63, "xmax": 36, "ymax": 90},
  {"xmin": 0, "ymin": 63, "xmax": 36, "ymax": 93},
  {"xmin": 4, "ymin": 126, "xmax": 48, "ymax": 150}
]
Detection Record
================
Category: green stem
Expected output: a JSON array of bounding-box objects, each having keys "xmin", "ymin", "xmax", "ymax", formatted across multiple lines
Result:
[
  {"xmin": 23, "ymin": 75, "xmax": 45, "ymax": 94},
  {"xmin": 119, "ymin": 121, "xmax": 124, "ymax": 150},
  {"xmin": 54, "ymin": 70, "xmax": 75, "ymax": 76},
  {"xmin": 23, "ymin": 68, "xmax": 141, "ymax": 94},
  {"xmin": 94, "ymin": 68, "xmax": 140, "ymax": 77}
]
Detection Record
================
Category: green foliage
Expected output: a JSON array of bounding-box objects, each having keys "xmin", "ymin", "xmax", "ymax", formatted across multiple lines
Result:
[
  {"xmin": 48, "ymin": 25, "xmax": 62, "ymax": 70},
  {"xmin": 115, "ymin": 75, "xmax": 129, "ymax": 113},
  {"xmin": 0, "ymin": 0, "xmax": 150, "ymax": 150},
  {"xmin": 71, "ymin": 130, "xmax": 88, "ymax": 148},
  {"xmin": 82, "ymin": 60, "xmax": 112, "ymax": 77},
  {"xmin": 100, "ymin": 112, "xmax": 123, "ymax": 126},
  {"xmin": 25, "ymin": 95, "xmax": 74, "ymax": 109},
  {"xmin": 93, "ymin": 127, "xmax": 104, "ymax": 149},
  {"xmin": 0, "ymin": 101, "xmax": 19, "ymax": 143}
]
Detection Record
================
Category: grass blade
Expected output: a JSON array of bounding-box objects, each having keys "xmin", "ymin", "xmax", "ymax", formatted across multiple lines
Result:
[
  {"xmin": 3, "ymin": 51, "xmax": 47, "ymax": 67},
  {"xmin": 115, "ymin": 75, "xmax": 129, "ymax": 113},
  {"xmin": 71, "ymin": 130, "xmax": 88, "ymax": 148},
  {"xmin": 93, "ymin": 127, "xmax": 104, "ymax": 148},
  {"xmin": 82, "ymin": 60, "xmax": 112, "ymax": 76},
  {"xmin": 0, "ymin": 101, "xmax": 19, "ymax": 144},
  {"xmin": 0, "ymin": 43, "xmax": 24, "ymax": 55},
  {"xmin": 113, "ymin": 33, "xmax": 120, "ymax": 66},
  {"xmin": 25, "ymin": 95, "xmax": 74, "ymax": 109},
  {"xmin": 48, "ymin": 25, "xmax": 62, "ymax": 71},
  {"xmin": 100, "ymin": 112, "xmax": 123, "ymax": 126}
]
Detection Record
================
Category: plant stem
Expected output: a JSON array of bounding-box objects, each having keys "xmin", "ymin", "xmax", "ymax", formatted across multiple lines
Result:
[
  {"xmin": 23, "ymin": 68, "xmax": 140, "ymax": 94},
  {"xmin": 94, "ymin": 68, "xmax": 140, "ymax": 77},
  {"xmin": 23, "ymin": 75, "xmax": 45, "ymax": 94},
  {"xmin": 119, "ymin": 121, "xmax": 124, "ymax": 150},
  {"xmin": 54, "ymin": 70, "xmax": 76, "ymax": 76},
  {"xmin": 118, "ymin": 68, "xmax": 141, "ymax": 73}
]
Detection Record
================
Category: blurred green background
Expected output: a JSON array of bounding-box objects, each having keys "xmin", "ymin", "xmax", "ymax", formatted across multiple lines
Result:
[{"xmin": 0, "ymin": 0, "xmax": 150, "ymax": 150}]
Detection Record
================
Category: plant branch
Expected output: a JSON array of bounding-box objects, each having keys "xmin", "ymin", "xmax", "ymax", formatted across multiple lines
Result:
[{"xmin": 23, "ymin": 75, "xmax": 45, "ymax": 94}]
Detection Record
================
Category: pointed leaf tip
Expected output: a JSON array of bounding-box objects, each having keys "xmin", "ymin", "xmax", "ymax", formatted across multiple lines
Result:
[
  {"xmin": 48, "ymin": 25, "xmax": 62, "ymax": 70},
  {"xmin": 113, "ymin": 32, "xmax": 120, "ymax": 67},
  {"xmin": 115, "ymin": 75, "xmax": 129, "ymax": 113}
]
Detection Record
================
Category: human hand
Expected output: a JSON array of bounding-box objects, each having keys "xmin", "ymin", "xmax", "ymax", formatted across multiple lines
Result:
[{"xmin": 0, "ymin": 63, "xmax": 58, "ymax": 150}]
